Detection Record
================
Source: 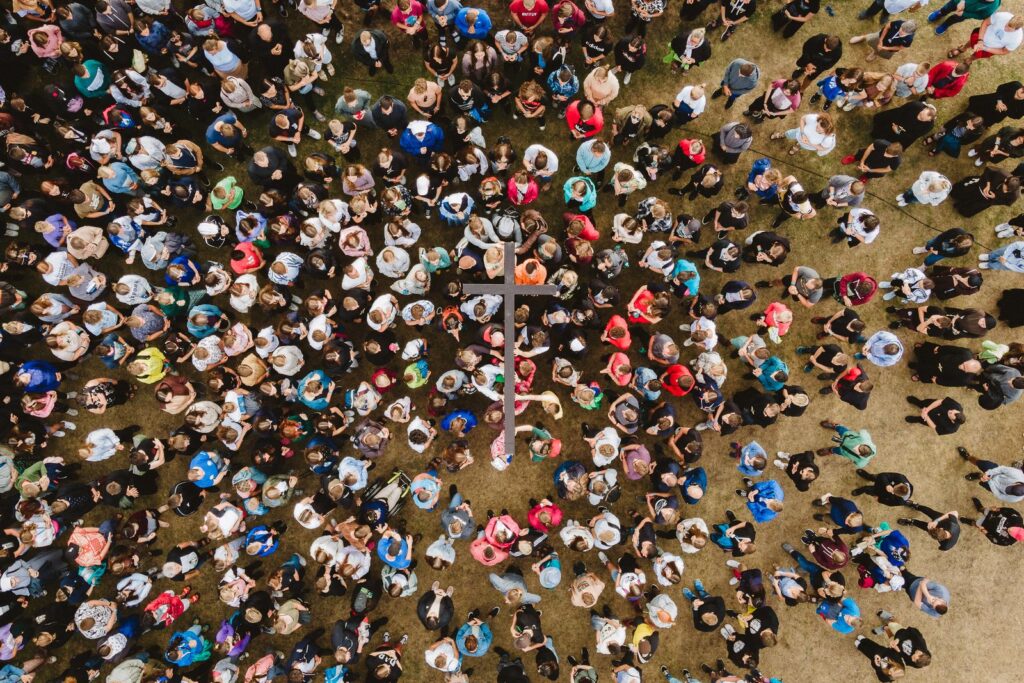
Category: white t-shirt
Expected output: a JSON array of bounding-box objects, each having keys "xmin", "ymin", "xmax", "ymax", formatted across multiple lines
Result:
[
  {"xmin": 224, "ymin": 0, "xmax": 259, "ymax": 19},
  {"xmin": 982, "ymin": 12, "xmax": 1023, "ymax": 51},
  {"xmin": 674, "ymin": 86, "xmax": 707, "ymax": 116},
  {"xmin": 524, "ymin": 144, "xmax": 560, "ymax": 175},
  {"xmin": 884, "ymin": 0, "xmax": 927, "ymax": 13},
  {"xmin": 799, "ymin": 114, "xmax": 837, "ymax": 156},
  {"xmin": 848, "ymin": 208, "xmax": 880, "ymax": 244}
]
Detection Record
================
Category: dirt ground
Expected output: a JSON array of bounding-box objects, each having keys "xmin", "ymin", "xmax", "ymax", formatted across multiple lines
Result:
[{"xmin": 24, "ymin": 1, "xmax": 1024, "ymax": 682}]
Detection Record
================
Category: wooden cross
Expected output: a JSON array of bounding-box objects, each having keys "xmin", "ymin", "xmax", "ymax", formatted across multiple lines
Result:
[{"xmin": 462, "ymin": 242, "xmax": 558, "ymax": 458}]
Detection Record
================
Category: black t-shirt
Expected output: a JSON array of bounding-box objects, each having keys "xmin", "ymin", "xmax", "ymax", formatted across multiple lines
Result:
[
  {"xmin": 816, "ymin": 344, "xmax": 844, "ymax": 370},
  {"xmin": 784, "ymin": 0, "xmax": 819, "ymax": 16},
  {"xmin": 514, "ymin": 605, "xmax": 545, "ymax": 644},
  {"xmin": 983, "ymin": 508, "xmax": 1022, "ymax": 545},
  {"xmin": 863, "ymin": 141, "xmax": 902, "ymax": 172},
  {"xmin": 582, "ymin": 28, "xmax": 611, "ymax": 60},
  {"xmin": 830, "ymin": 309, "xmax": 862, "ymax": 340},
  {"xmin": 693, "ymin": 595, "xmax": 725, "ymax": 631},
  {"xmin": 893, "ymin": 627, "xmax": 930, "ymax": 667},
  {"xmin": 746, "ymin": 605, "xmax": 779, "ymax": 637},
  {"xmin": 881, "ymin": 21, "xmax": 914, "ymax": 49},
  {"xmin": 365, "ymin": 648, "xmax": 402, "ymax": 682},
  {"xmin": 929, "ymin": 397, "xmax": 963, "ymax": 435},
  {"xmin": 716, "ymin": 202, "xmax": 748, "ymax": 230},
  {"xmin": 722, "ymin": 0, "xmax": 757, "ymax": 21},
  {"xmin": 837, "ymin": 377, "xmax": 870, "ymax": 411}
]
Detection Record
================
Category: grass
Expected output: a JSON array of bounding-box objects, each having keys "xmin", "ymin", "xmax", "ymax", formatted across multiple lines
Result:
[{"xmin": 24, "ymin": 1, "xmax": 1024, "ymax": 681}]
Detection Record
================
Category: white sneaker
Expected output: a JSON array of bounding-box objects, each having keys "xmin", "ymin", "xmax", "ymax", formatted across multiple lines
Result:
[
  {"xmin": 979, "ymin": 253, "xmax": 989, "ymax": 260},
  {"xmin": 976, "ymin": 159, "xmax": 983, "ymax": 166},
  {"xmin": 447, "ymin": 75, "xmax": 456, "ymax": 86},
  {"xmin": 307, "ymin": 128, "xmax": 323, "ymax": 139},
  {"xmin": 773, "ymin": 459, "xmax": 786, "ymax": 469},
  {"xmin": 967, "ymin": 148, "xmax": 977, "ymax": 157},
  {"xmin": 623, "ymin": 72, "xmax": 632, "ymax": 85},
  {"xmin": 54, "ymin": 431, "xmax": 66, "ymax": 438},
  {"xmin": 598, "ymin": 551, "xmax": 609, "ymax": 565},
  {"xmin": 896, "ymin": 196, "xmax": 907, "ymax": 207},
  {"xmin": 335, "ymin": 29, "xmax": 345, "ymax": 44},
  {"xmin": 287, "ymin": 144, "xmax": 297, "ymax": 157},
  {"xmin": 725, "ymin": 559, "xmax": 741, "ymax": 568},
  {"xmin": 63, "ymin": 421, "xmax": 76, "ymax": 431},
  {"xmin": 912, "ymin": 246, "xmax": 927, "ymax": 254},
  {"xmin": 728, "ymin": 576, "xmax": 739, "ymax": 585}
]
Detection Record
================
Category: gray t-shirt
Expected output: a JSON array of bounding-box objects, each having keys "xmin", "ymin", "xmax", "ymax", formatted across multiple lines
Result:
[
  {"xmin": 722, "ymin": 59, "xmax": 760, "ymax": 95},
  {"xmin": 824, "ymin": 175, "xmax": 864, "ymax": 207},
  {"xmin": 795, "ymin": 266, "xmax": 823, "ymax": 303},
  {"xmin": 495, "ymin": 30, "xmax": 528, "ymax": 56}
]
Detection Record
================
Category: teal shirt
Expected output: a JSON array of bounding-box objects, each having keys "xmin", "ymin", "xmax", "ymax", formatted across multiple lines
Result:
[
  {"xmin": 74, "ymin": 60, "xmax": 111, "ymax": 98},
  {"xmin": 962, "ymin": 0, "xmax": 1001, "ymax": 19}
]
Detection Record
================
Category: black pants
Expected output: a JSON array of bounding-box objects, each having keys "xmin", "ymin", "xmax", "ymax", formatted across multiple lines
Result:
[
  {"xmin": 772, "ymin": 211, "xmax": 794, "ymax": 228},
  {"xmin": 624, "ymin": 13, "xmax": 652, "ymax": 36},
  {"xmin": 366, "ymin": 57, "xmax": 395, "ymax": 75},
  {"xmin": 770, "ymin": 10, "xmax": 806, "ymax": 38},
  {"xmin": 899, "ymin": 568, "xmax": 922, "ymax": 599},
  {"xmin": 860, "ymin": 0, "xmax": 888, "ymax": 18}
]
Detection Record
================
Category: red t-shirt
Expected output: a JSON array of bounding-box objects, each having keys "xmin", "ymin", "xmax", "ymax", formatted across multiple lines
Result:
[
  {"xmin": 509, "ymin": 0, "xmax": 549, "ymax": 27},
  {"xmin": 230, "ymin": 242, "xmax": 265, "ymax": 274},
  {"xmin": 603, "ymin": 315, "xmax": 632, "ymax": 350},
  {"xmin": 661, "ymin": 364, "xmax": 695, "ymax": 397}
]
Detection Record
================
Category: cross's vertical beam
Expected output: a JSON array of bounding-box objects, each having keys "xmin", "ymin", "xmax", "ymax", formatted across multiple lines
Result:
[
  {"xmin": 462, "ymin": 243, "xmax": 558, "ymax": 461},
  {"xmin": 501, "ymin": 244, "xmax": 518, "ymax": 458}
]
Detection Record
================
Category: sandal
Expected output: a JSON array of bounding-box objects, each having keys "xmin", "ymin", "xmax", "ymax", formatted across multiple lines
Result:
[
  {"xmin": 947, "ymin": 47, "xmax": 964, "ymax": 58},
  {"xmin": 769, "ymin": 131, "xmax": 785, "ymax": 140},
  {"xmin": 788, "ymin": 145, "xmax": 799, "ymax": 156}
]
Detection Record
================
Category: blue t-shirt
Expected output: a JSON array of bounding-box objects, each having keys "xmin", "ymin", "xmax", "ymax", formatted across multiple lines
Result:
[
  {"xmin": 818, "ymin": 597, "xmax": 859, "ymax": 634},
  {"xmin": 205, "ymin": 113, "xmax": 240, "ymax": 147},
  {"xmin": 376, "ymin": 536, "xmax": 412, "ymax": 569}
]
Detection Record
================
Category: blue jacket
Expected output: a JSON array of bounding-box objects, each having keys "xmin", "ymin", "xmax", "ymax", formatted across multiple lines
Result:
[
  {"xmin": 757, "ymin": 356, "xmax": 789, "ymax": 392},
  {"xmin": 563, "ymin": 176, "xmax": 597, "ymax": 212},
  {"xmin": 399, "ymin": 122, "xmax": 445, "ymax": 159},
  {"xmin": 16, "ymin": 361, "xmax": 60, "ymax": 393},
  {"xmin": 441, "ymin": 410, "xmax": 477, "ymax": 434},
  {"xmin": 547, "ymin": 69, "xmax": 579, "ymax": 98},
  {"xmin": 456, "ymin": 620, "xmax": 494, "ymax": 656},
  {"xmin": 681, "ymin": 467, "xmax": 708, "ymax": 505},
  {"xmin": 746, "ymin": 479, "xmax": 784, "ymax": 523},
  {"xmin": 454, "ymin": 7, "xmax": 492, "ymax": 38}
]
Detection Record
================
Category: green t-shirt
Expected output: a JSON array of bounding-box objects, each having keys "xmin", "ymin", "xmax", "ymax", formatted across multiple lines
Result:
[{"xmin": 210, "ymin": 176, "xmax": 243, "ymax": 210}]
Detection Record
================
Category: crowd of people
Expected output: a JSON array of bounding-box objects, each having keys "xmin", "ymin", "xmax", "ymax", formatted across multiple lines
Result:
[{"xmin": 0, "ymin": 0, "xmax": 1023, "ymax": 681}]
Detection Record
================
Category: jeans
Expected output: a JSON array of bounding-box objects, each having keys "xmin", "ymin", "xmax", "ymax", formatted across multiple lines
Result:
[
  {"xmin": 984, "ymin": 246, "xmax": 1021, "ymax": 271},
  {"xmin": 790, "ymin": 549, "xmax": 823, "ymax": 581},
  {"xmin": 934, "ymin": 0, "xmax": 966, "ymax": 30},
  {"xmin": 923, "ymin": 236, "xmax": 949, "ymax": 266}
]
